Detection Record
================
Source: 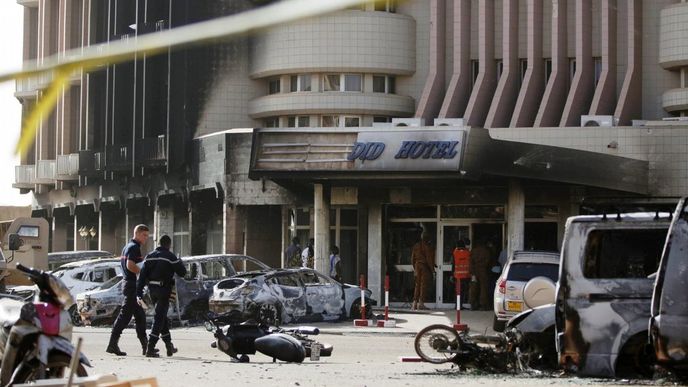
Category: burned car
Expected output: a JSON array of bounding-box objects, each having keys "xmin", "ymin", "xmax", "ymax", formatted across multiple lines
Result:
[
  {"xmin": 208, "ymin": 268, "xmax": 376, "ymax": 325},
  {"xmin": 51, "ymin": 258, "xmax": 121, "ymax": 296},
  {"xmin": 651, "ymin": 198, "xmax": 688, "ymax": 378},
  {"xmin": 556, "ymin": 212, "xmax": 670, "ymax": 377},
  {"xmin": 76, "ymin": 254, "xmax": 269, "ymax": 324}
]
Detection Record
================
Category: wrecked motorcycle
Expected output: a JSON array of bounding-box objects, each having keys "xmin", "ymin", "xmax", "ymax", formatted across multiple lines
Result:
[
  {"xmin": 205, "ymin": 312, "xmax": 333, "ymax": 363},
  {"xmin": 414, "ymin": 323, "xmax": 554, "ymax": 373}
]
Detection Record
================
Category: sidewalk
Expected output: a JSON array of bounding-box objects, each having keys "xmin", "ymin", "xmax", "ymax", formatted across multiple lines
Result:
[{"xmin": 294, "ymin": 308, "xmax": 496, "ymax": 336}]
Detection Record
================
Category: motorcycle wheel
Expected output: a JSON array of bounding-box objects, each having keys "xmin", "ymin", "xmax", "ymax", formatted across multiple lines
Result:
[
  {"xmin": 414, "ymin": 324, "xmax": 461, "ymax": 364},
  {"xmin": 69, "ymin": 305, "xmax": 84, "ymax": 327},
  {"xmin": 13, "ymin": 353, "xmax": 88, "ymax": 383}
]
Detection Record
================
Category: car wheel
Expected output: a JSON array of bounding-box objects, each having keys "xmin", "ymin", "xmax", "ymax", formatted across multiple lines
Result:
[
  {"xmin": 258, "ymin": 303, "xmax": 281, "ymax": 326},
  {"xmin": 492, "ymin": 315, "xmax": 506, "ymax": 332},
  {"xmin": 350, "ymin": 299, "xmax": 373, "ymax": 320},
  {"xmin": 616, "ymin": 333, "xmax": 655, "ymax": 378},
  {"xmin": 69, "ymin": 305, "xmax": 83, "ymax": 327}
]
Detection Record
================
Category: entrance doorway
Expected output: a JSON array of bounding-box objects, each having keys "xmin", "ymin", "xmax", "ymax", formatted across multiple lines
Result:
[{"xmin": 438, "ymin": 224, "xmax": 471, "ymax": 307}]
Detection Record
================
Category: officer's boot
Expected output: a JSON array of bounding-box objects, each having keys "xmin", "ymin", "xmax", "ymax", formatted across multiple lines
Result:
[
  {"xmin": 140, "ymin": 336, "xmax": 159, "ymax": 356},
  {"xmin": 163, "ymin": 339, "xmax": 178, "ymax": 357},
  {"xmin": 145, "ymin": 336, "xmax": 160, "ymax": 358},
  {"xmin": 105, "ymin": 334, "xmax": 127, "ymax": 356}
]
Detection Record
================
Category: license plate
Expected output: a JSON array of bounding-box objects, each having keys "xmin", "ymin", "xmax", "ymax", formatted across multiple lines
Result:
[{"xmin": 506, "ymin": 301, "xmax": 523, "ymax": 312}]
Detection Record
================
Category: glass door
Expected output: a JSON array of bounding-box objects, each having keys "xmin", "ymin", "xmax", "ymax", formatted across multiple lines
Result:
[{"xmin": 438, "ymin": 224, "xmax": 471, "ymax": 307}]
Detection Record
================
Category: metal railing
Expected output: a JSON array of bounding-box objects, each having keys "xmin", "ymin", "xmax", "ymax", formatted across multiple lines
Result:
[
  {"xmin": 56, "ymin": 153, "xmax": 79, "ymax": 179},
  {"xmin": 14, "ymin": 165, "xmax": 35, "ymax": 186},
  {"xmin": 78, "ymin": 150, "xmax": 103, "ymax": 175},
  {"xmin": 36, "ymin": 160, "xmax": 56, "ymax": 183},
  {"xmin": 138, "ymin": 135, "xmax": 167, "ymax": 166}
]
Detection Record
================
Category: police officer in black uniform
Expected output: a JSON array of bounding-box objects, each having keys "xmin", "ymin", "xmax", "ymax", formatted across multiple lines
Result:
[
  {"xmin": 106, "ymin": 224, "xmax": 150, "ymax": 356},
  {"xmin": 137, "ymin": 234, "xmax": 186, "ymax": 357}
]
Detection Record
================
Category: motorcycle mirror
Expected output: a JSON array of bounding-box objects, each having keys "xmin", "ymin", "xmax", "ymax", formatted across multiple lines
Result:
[
  {"xmin": 204, "ymin": 320, "xmax": 215, "ymax": 332},
  {"xmin": 8, "ymin": 234, "xmax": 22, "ymax": 251}
]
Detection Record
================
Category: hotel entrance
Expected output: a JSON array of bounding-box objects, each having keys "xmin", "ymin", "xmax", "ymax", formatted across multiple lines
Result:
[{"xmin": 386, "ymin": 205, "xmax": 505, "ymax": 308}]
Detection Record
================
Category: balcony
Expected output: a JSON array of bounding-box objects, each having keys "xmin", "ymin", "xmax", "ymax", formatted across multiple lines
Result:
[
  {"xmin": 105, "ymin": 144, "xmax": 132, "ymax": 171},
  {"xmin": 13, "ymin": 165, "xmax": 35, "ymax": 189},
  {"xmin": 56, "ymin": 153, "xmax": 79, "ymax": 181},
  {"xmin": 35, "ymin": 160, "xmax": 56, "ymax": 184},
  {"xmin": 78, "ymin": 150, "xmax": 104, "ymax": 176},
  {"xmin": 137, "ymin": 135, "xmax": 167, "ymax": 168}
]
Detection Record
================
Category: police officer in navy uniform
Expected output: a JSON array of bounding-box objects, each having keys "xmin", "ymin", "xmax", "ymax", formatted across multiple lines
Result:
[
  {"xmin": 106, "ymin": 224, "xmax": 150, "ymax": 356},
  {"xmin": 137, "ymin": 234, "xmax": 186, "ymax": 357}
]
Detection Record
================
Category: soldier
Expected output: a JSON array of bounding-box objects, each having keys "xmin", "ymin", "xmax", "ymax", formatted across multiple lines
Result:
[
  {"xmin": 106, "ymin": 224, "xmax": 150, "ymax": 356},
  {"xmin": 411, "ymin": 232, "xmax": 435, "ymax": 310},
  {"xmin": 137, "ymin": 235, "xmax": 187, "ymax": 357}
]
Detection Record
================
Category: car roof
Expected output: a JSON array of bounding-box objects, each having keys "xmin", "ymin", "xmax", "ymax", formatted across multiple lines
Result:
[
  {"xmin": 181, "ymin": 254, "xmax": 254, "ymax": 261},
  {"xmin": 55, "ymin": 257, "xmax": 120, "ymax": 269},
  {"xmin": 510, "ymin": 250, "xmax": 560, "ymax": 264},
  {"xmin": 223, "ymin": 267, "xmax": 326, "ymax": 280},
  {"xmin": 48, "ymin": 250, "xmax": 113, "ymax": 258},
  {"xmin": 569, "ymin": 212, "xmax": 672, "ymax": 223}
]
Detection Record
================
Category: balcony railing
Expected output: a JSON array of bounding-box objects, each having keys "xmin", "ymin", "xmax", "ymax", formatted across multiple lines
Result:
[
  {"xmin": 56, "ymin": 153, "xmax": 79, "ymax": 180},
  {"xmin": 35, "ymin": 160, "xmax": 56, "ymax": 184},
  {"xmin": 78, "ymin": 150, "xmax": 103, "ymax": 176},
  {"xmin": 106, "ymin": 144, "xmax": 132, "ymax": 171},
  {"xmin": 137, "ymin": 135, "xmax": 167, "ymax": 167},
  {"xmin": 13, "ymin": 165, "xmax": 35, "ymax": 188}
]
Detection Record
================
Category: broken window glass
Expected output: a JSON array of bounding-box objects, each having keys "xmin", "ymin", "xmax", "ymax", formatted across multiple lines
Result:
[{"xmin": 583, "ymin": 229, "xmax": 666, "ymax": 278}]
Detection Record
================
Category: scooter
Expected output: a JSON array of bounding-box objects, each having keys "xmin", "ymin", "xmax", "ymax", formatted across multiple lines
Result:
[
  {"xmin": 0, "ymin": 263, "xmax": 90, "ymax": 386},
  {"xmin": 205, "ymin": 311, "xmax": 333, "ymax": 363}
]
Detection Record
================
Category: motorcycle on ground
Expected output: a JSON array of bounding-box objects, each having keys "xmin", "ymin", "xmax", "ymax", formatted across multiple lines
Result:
[
  {"xmin": 0, "ymin": 263, "xmax": 90, "ymax": 386},
  {"xmin": 205, "ymin": 311, "xmax": 333, "ymax": 363}
]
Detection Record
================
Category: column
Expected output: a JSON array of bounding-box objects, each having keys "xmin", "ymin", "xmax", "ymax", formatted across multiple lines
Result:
[
  {"xmin": 153, "ymin": 199, "xmax": 174, "ymax": 242},
  {"xmin": 367, "ymin": 204, "xmax": 382, "ymax": 304},
  {"xmin": 589, "ymin": 0, "xmax": 617, "ymax": 115},
  {"xmin": 314, "ymin": 184, "xmax": 330, "ymax": 273},
  {"xmin": 223, "ymin": 203, "xmax": 246, "ymax": 254},
  {"xmin": 281, "ymin": 205, "xmax": 289, "ymax": 268},
  {"xmin": 464, "ymin": 0, "xmax": 497, "ymax": 127},
  {"xmin": 507, "ymin": 179, "xmax": 525, "ymax": 256},
  {"xmin": 511, "ymin": 0, "xmax": 545, "ymax": 127},
  {"xmin": 439, "ymin": 0, "xmax": 472, "ymax": 118},
  {"xmin": 535, "ymin": 0, "xmax": 568, "ymax": 127},
  {"xmin": 414, "ymin": 0, "xmax": 447, "ymax": 121},
  {"xmin": 51, "ymin": 216, "xmax": 67, "ymax": 252},
  {"xmin": 614, "ymin": 0, "xmax": 642, "ymax": 125}
]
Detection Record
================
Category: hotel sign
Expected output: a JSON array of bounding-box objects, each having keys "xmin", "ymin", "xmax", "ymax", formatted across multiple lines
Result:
[
  {"xmin": 347, "ymin": 130, "xmax": 465, "ymax": 171},
  {"xmin": 250, "ymin": 128, "xmax": 467, "ymax": 174}
]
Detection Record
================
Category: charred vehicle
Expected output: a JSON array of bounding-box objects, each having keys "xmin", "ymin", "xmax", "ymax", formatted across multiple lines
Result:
[
  {"xmin": 48, "ymin": 250, "xmax": 114, "ymax": 271},
  {"xmin": 651, "ymin": 198, "xmax": 688, "ymax": 378},
  {"xmin": 77, "ymin": 254, "xmax": 269, "ymax": 324},
  {"xmin": 208, "ymin": 268, "xmax": 375, "ymax": 325},
  {"xmin": 556, "ymin": 212, "xmax": 670, "ymax": 377}
]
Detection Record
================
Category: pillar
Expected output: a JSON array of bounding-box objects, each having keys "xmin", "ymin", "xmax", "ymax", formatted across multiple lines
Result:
[
  {"xmin": 223, "ymin": 204, "xmax": 246, "ymax": 254},
  {"xmin": 154, "ymin": 199, "xmax": 174, "ymax": 243},
  {"xmin": 367, "ymin": 204, "xmax": 382, "ymax": 304},
  {"xmin": 507, "ymin": 179, "xmax": 525, "ymax": 256},
  {"xmin": 51, "ymin": 216, "xmax": 67, "ymax": 252},
  {"xmin": 314, "ymin": 184, "xmax": 330, "ymax": 273}
]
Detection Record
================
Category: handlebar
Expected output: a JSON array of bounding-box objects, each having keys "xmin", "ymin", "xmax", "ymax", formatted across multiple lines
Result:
[{"xmin": 15, "ymin": 263, "xmax": 43, "ymax": 279}]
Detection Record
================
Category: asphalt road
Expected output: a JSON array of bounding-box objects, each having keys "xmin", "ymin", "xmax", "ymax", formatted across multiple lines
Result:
[{"xmin": 71, "ymin": 310, "xmax": 671, "ymax": 386}]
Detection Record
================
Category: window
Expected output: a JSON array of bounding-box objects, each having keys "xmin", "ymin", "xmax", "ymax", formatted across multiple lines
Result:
[
  {"xmin": 507, "ymin": 263, "xmax": 559, "ymax": 282},
  {"xmin": 17, "ymin": 226, "xmax": 39, "ymax": 237},
  {"xmin": 290, "ymin": 74, "xmax": 311, "ymax": 92},
  {"xmin": 274, "ymin": 273, "xmax": 301, "ymax": 287},
  {"xmin": 268, "ymin": 78, "xmax": 280, "ymax": 94},
  {"xmin": 184, "ymin": 263, "xmax": 199, "ymax": 280},
  {"xmin": 200, "ymin": 260, "xmax": 229, "ymax": 280},
  {"xmin": 496, "ymin": 60, "xmax": 503, "ymax": 82},
  {"xmin": 323, "ymin": 75, "xmax": 340, "ymax": 91},
  {"xmin": 264, "ymin": 117, "xmax": 279, "ymax": 128},
  {"xmin": 374, "ymin": 0, "xmax": 395, "ymax": 12},
  {"xmin": 344, "ymin": 116, "xmax": 360, "ymax": 127},
  {"xmin": 568, "ymin": 58, "xmax": 576, "ymax": 88},
  {"xmin": 373, "ymin": 75, "xmax": 396, "ymax": 93},
  {"xmin": 593, "ymin": 57, "xmax": 602, "ymax": 87},
  {"xmin": 287, "ymin": 116, "xmax": 310, "ymax": 128},
  {"xmin": 300, "ymin": 271, "xmax": 321, "ymax": 285},
  {"xmin": 321, "ymin": 116, "xmax": 340, "ymax": 127},
  {"xmin": 230, "ymin": 257, "xmax": 267, "ymax": 273},
  {"xmin": 373, "ymin": 116, "xmax": 391, "ymax": 123},
  {"xmin": 519, "ymin": 59, "xmax": 528, "ymax": 86},
  {"xmin": 173, "ymin": 214, "xmax": 190, "ymax": 257},
  {"xmin": 344, "ymin": 74, "xmax": 362, "ymax": 91},
  {"xmin": 583, "ymin": 229, "xmax": 667, "ymax": 279}
]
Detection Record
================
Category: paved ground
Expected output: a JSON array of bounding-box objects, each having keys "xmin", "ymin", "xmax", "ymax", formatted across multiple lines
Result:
[{"xmin": 72, "ymin": 309, "xmax": 670, "ymax": 386}]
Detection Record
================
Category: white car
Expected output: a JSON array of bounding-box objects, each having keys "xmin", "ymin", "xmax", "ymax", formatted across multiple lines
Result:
[
  {"xmin": 51, "ymin": 258, "xmax": 121, "ymax": 298},
  {"xmin": 493, "ymin": 250, "xmax": 559, "ymax": 332}
]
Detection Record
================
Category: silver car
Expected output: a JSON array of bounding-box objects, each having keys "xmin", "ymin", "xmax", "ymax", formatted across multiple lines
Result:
[
  {"xmin": 493, "ymin": 251, "xmax": 559, "ymax": 332},
  {"xmin": 209, "ymin": 268, "xmax": 375, "ymax": 325}
]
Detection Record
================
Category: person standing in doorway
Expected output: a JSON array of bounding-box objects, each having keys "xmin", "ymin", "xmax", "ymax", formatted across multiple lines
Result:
[
  {"xmin": 412, "ymin": 232, "xmax": 435, "ymax": 310},
  {"xmin": 106, "ymin": 224, "xmax": 150, "ymax": 356},
  {"xmin": 469, "ymin": 239, "xmax": 494, "ymax": 311},
  {"xmin": 285, "ymin": 237, "xmax": 301, "ymax": 268},
  {"xmin": 302, "ymin": 238, "xmax": 315, "ymax": 268},
  {"xmin": 329, "ymin": 245, "xmax": 342, "ymax": 283}
]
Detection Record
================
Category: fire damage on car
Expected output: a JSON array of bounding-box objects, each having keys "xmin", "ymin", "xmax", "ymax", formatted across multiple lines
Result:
[
  {"xmin": 209, "ymin": 268, "xmax": 375, "ymax": 325},
  {"xmin": 77, "ymin": 254, "xmax": 270, "ymax": 325}
]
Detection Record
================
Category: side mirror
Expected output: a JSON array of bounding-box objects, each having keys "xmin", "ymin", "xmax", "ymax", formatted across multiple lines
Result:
[{"xmin": 8, "ymin": 234, "xmax": 22, "ymax": 251}]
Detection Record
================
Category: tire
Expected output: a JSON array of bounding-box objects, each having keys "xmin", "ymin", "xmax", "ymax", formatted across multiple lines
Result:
[
  {"xmin": 257, "ymin": 303, "xmax": 282, "ymax": 326},
  {"xmin": 616, "ymin": 333, "xmax": 655, "ymax": 378},
  {"xmin": 492, "ymin": 315, "xmax": 506, "ymax": 332},
  {"xmin": 69, "ymin": 305, "xmax": 83, "ymax": 327},
  {"xmin": 414, "ymin": 324, "xmax": 461, "ymax": 364},
  {"xmin": 13, "ymin": 352, "xmax": 88, "ymax": 383},
  {"xmin": 349, "ymin": 299, "xmax": 373, "ymax": 320}
]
